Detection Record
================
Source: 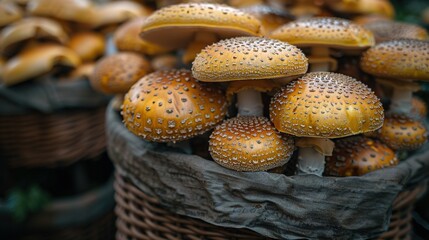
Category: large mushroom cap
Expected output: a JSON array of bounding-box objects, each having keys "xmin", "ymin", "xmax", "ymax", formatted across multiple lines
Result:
[
  {"xmin": 192, "ymin": 36, "xmax": 308, "ymax": 82},
  {"xmin": 364, "ymin": 21, "xmax": 428, "ymax": 43},
  {"xmin": 122, "ymin": 69, "xmax": 228, "ymax": 142},
  {"xmin": 26, "ymin": 0, "xmax": 95, "ymax": 24},
  {"xmin": 67, "ymin": 32, "xmax": 105, "ymax": 62},
  {"xmin": 325, "ymin": 136, "xmax": 398, "ymax": 177},
  {"xmin": 379, "ymin": 114, "xmax": 428, "ymax": 151},
  {"xmin": 90, "ymin": 52, "xmax": 152, "ymax": 94},
  {"xmin": 270, "ymin": 72, "xmax": 384, "ymax": 138},
  {"xmin": 2, "ymin": 44, "xmax": 80, "ymax": 85},
  {"xmin": 209, "ymin": 116, "xmax": 294, "ymax": 172},
  {"xmin": 361, "ymin": 39, "xmax": 429, "ymax": 81},
  {"xmin": 270, "ymin": 17, "xmax": 375, "ymax": 50},
  {"xmin": 0, "ymin": 2, "xmax": 23, "ymax": 28},
  {"xmin": 139, "ymin": 3, "xmax": 262, "ymax": 49}
]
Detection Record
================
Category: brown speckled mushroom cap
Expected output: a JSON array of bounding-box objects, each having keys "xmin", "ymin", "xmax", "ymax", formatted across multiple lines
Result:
[
  {"xmin": 209, "ymin": 116, "xmax": 294, "ymax": 171},
  {"xmin": 26, "ymin": 0, "xmax": 95, "ymax": 24},
  {"xmin": 325, "ymin": 136, "xmax": 398, "ymax": 177},
  {"xmin": 0, "ymin": 17, "xmax": 69, "ymax": 57},
  {"xmin": 192, "ymin": 37, "xmax": 308, "ymax": 82},
  {"xmin": 361, "ymin": 39, "xmax": 429, "ymax": 81},
  {"xmin": 270, "ymin": 17, "xmax": 375, "ymax": 50},
  {"xmin": 325, "ymin": 0, "xmax": 394, "ymax": 18},
  {"xmin": 2, "ymin": 44, "xmax": 80, "ymax": 85},
  {"xmin": 0, "ymin": 2, "xmax": 23, "ymax": 28},
  {"xmin": 270, "ymin": 72, "xmax": 384, "ymax": 138},
  {"xmin": 140, "ymin": 3, "xmax": 262, "ymax": 49},
  {"xmin": 379, "ymin": 114, "xmax": 428, "ymax": 151},
  {"xmin": 121, "ymin": 69, "xmax": 228, "ymax": 142},
  {"xmin": 67, "ymin": 32, "xmax": 105, "ymax": 62},
  {"xmin": 114, "ymin": 17, "xmax": 168, "ymax": 55},
  {"xmin": 90, "ymin": 52, "xmax": 152, "ymax": 94},
  {"xmin": 364, "ymin": 21, "xmax": 428, "ymax": 43}
]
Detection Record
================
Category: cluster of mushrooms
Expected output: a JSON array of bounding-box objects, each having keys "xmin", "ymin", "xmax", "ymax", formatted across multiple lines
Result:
[{"xmin": 3, "ymin": 0, "xmax": 428, "ymax": 178}]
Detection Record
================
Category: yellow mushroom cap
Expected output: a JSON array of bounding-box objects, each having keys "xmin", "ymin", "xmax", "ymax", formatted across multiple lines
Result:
[
  {"xmin": 209, "ymin": 116, "xmax": 295, "ymax": 172},
  {"xmin": 270, "ymin": 17, "xmax": 375, "ymax": 50},
  {"xmin": 379, "ymin": 114, "xmax": 428, "ymax": 151},
  {"xmin": 0, "ymin": 2, "xmax": 23, "ymax": 28},
  {"xmin": 192, "ymin": 37, "xmax": 308, "ymax": 82},
  {"xmin": 325, "ymin": 0, "xmax": 394, "ymax": 18},
  {"xmin": 26, "ymin": 0, "xmax": 95, "ymax": 24},
  {"xmin": 364, "ymin": 21, "xmax": 428, "ymax": 43},
  {"xmin": 360, "ymin": 39, "xmax": 429, "ymax": 81},
  {"xmin": 140, "ymin": 3, "xmax": 263, "ymax": 49},
  {"xmin": 113, "ymin": 17, "xmax": 169, "ymax": 55},
  {"xmin": 121, "ymin": 69, "xmax": 228, "ymax": 142},
  {"xmin": 2, "ymin": 44, "xmax": 80, "ymax": 86},
  {"xmin": 90, "ymin": 52, "xmax": 152, "ymax": 94},
  {"xmin": 325, "ymin": 136, "xmax": 398, "ymax": 177},
  {"xmin": 270, "ymin": 72, "xmax": 384, "ymax": 138},
  {"xmin": 0, "ymin": 17, "xmax": 69, "ymax": 58},
  {"xmin": 67, "ymin": 32, "xmax": 105, "ymax": 62}
]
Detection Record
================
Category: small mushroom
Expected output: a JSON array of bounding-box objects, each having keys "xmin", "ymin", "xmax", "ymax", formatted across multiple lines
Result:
[
  {"xmin": 270, "ymin": 17, "xmax": 375, "ymax": 72},
  {"xmin": 325, "ymin": 136, "xmax": 398, "ymax": 177},
  {"xmin": 364, "ymin": 20, "xmax": 428, "ymax": 43},
  {"xmin": 26, "ymin": 0, "xmax": 95, "ymax": 24},
  {"xmin": 270, "ymin": 72, "xmax": 384, "ymax": 176},
  {"xmin": 121, "ymin": 69, "xmax": 228, "ymax": 142},
  {"xmin": 209, "ymin": 116, "xmax": 295, "ymax": 171},
  {"xmin": 67, "ymin": 32, "xmax": 105, "ymax": 62},
  {"xmin": 140, "ymin": 3, "xmax": 263, "ymax": 63}
]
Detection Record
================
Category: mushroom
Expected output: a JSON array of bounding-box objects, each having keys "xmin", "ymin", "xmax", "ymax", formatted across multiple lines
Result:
[
  {"xmin": 411, "ymin": 97, "xmax": 427, "ymax": 120},
  {"xmin": 270, "ymin": 72, "xmax": 384, "ymax": 176},
  {"xmin": 364, "ymin": 20, "xmax": 428, "ymax": 43},
  {"xmin": 209, "ymin": 116, "xmax": 295, "ymax": 171},
  {"xmin": 0, "ymin": 17, "xmax": 69, "ymax": 58},
  {"xmin": 67, "ymin": 32, "xmax": 105, "ymax": 62},
  {"xmin": 2, "ymin": 44, "xmax": 81, "ymax": 86},
  {"xmin": 324, "ymin": 0, "xmax": 394, "ymax": 19},
  {"xmin": 150, "ymin": 54, "xmax": 179, "ymax": 71},
  {"xmin": 192, "ymin": 36, "xmax": 308, "ymax": 116},
  {"xmin": 360, "ymin": 39, "xmax": 429, "ymax": 115},
  {"xmin": 139, "ymin": 3, "xmax": 263, "ymax": 63},
  {"xmin": 240, "ymin": 4, "xmax": 294, "ymax": 35},
  {"xmin": 270, "ymin": 17, "xmax": 375, "ymax": 72},
  {"xmin": 324, "ymin": 136, "xmax": 398, "ymax": 177},
  {"xmin": 0, "ymin": 2, "xmax": 22, "ymax": 28},
  {"xmin": 378, "ymin": 114, "xmax": 428, "ymax": 151},
  {"xmin": 121, "ymin": 69, "xmax": 228, "ymax": 142},
  {"xmin": 90, "ymin": 52, "xmax": 152, "ymax": 109}
]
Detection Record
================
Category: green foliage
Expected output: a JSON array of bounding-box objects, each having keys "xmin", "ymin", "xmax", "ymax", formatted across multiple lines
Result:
[{"xmin": 6, "ymin": 185, "xmax": 50, "ymax": 222}]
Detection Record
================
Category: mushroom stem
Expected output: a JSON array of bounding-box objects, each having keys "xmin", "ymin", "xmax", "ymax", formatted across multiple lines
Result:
[
  {"xmin": 236, "ymin": 88, "xmax": 264, "ymax": 116},
  {"xmin": 183, "ymin": 31, "xmax": 218, "ymax": 64},
  {"xmin": 295, "ymin": 137, "xmax": 335, "ymax": 176},
  {"xmin": 112, "ymin": 94, "xmax": 124, "ymax": 111},
  {"xmin": 389, "ymin": 87, "xmax": 413, "ymax": 114},
  {"xmin": 309, "ymin": 46, "xmax": 332, "ymax": 72}
]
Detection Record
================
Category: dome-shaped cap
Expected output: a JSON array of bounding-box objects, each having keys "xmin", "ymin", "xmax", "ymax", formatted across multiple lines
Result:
[
  {"xmin": 209, "ymin": 116, "xmax": 295, "ymax": 171},
  {"xmin": 122, "ymin": 69, "xmax": 228, "ymax": 142},
  {"xmin": 140, "ymin": 3, "xmax": 262, "ymax": 49},
  {"xmin": 379, "ymin": 114, "xmax": 428, "ymax": 151},
  {"xmin": 270, "ymin": 17, "xmax": 375, "ymax": 49},
  {"xmin": 2, "ymin": 44, "xmax": 80, "ymax": 85},
  {"xmin": 364, "ymin": 21, "xmax": 428, "ymax": 43},
  {"xmin": 26, "ymin": 0, "xmax": 95, "ymax": 24},
  {"xmin": 0, "ymin": 2, "xmax": 23, "ymax": 28},
  {"xmin": 113, "ymin": 18, "xmax": 168, "ymax": 55},
  {"xmin": 325, "ymin": 136, "xmax": 398, "ymax": 177},
  {"xmin": 270, "ymin": 72, "xmax": 384, "ymax": 138},
  {"xmin": 90, "ymin": 52, "xmax": 152, "ymax": 94},
  {"xmin": 192, "ymin": 36, "xmax": 308, "ymax": 82},
  {"xmin": 361, "ymin": 39, "xmax": 429, "ymax": 81},
  {"xmin": 67, "ymin": 32, "xmax": 105, "ymax": 62}
]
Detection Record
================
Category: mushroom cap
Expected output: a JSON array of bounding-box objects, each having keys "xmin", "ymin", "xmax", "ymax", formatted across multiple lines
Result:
[
  {"xmin": 325, "ymin": 0, "xmax": 394, "ymax": 18},
  {"xmin": 2, "ymin": 44, "xmax": 81, "ymax": 85},
  {"xmin": 209, "ymin": 116, "xmax": 295, "ymax": 172},
  {"xmin": 379, "ymin": 114, "xmax": 428, "ymax": 151},
  {"xmin": 90, "ymin": 52, "xmax": 152, "ymax": 94},
  {"xmin": 360, "ymin": 39, "xmax": 429, "ymax": 81},
  {"xmin": 0, "ymin": 17, "xmax": 69, "ymax": 58},
  {"xmin": 113, "ymin": 17, "xmax": 169, "ymax": 55},
  {"xmin": 364, "ymin": 20, "xmax": 428, "ymax": 43},
  {"xmin": 270, "ymin": 72, "xmax": 384, "ymax": 138},
  {"xmin": 121, "ymin": 69, "xmax": 228, "ymax": 142},
  {"xmin": 324, "ymin": 136, "xmax": 398, "ymax": 177},
  {"xmin": 0, "ymin": 2, "xmax": 23, "ymax": 28},
  {"xmin": 67, "ymin": 32, "xmax": 105, "ymax": 62},
  {"xmin": 150, "ymin": 54, "xmax": 179, "ymax": 71},
  {"xmin": 270, "ymin": 17, "xmax": 375, "ymax": 50},
  {"xmin": 241, "ymin": 4, "xmax": 294, "ymax": 34},
  {"xmin": 140, "ymin": 3, "xmax": 263, "ymax": 49},
  {"xmin": 192, "ymin": 37, "xmax": 308, "ymax": 82},
  {"xmin": 26, "ymin": 0, "xmax": 95, "ymax": 24}
]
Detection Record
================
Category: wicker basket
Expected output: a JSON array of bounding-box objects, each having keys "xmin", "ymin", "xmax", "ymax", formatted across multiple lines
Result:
[
  {"xmin": 0, "ymin": 106, "xmax": 107, "ymax": 167},
  {"xmin": 114, "ymin": 172, "xmax": 424, "ymax": 240}
]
